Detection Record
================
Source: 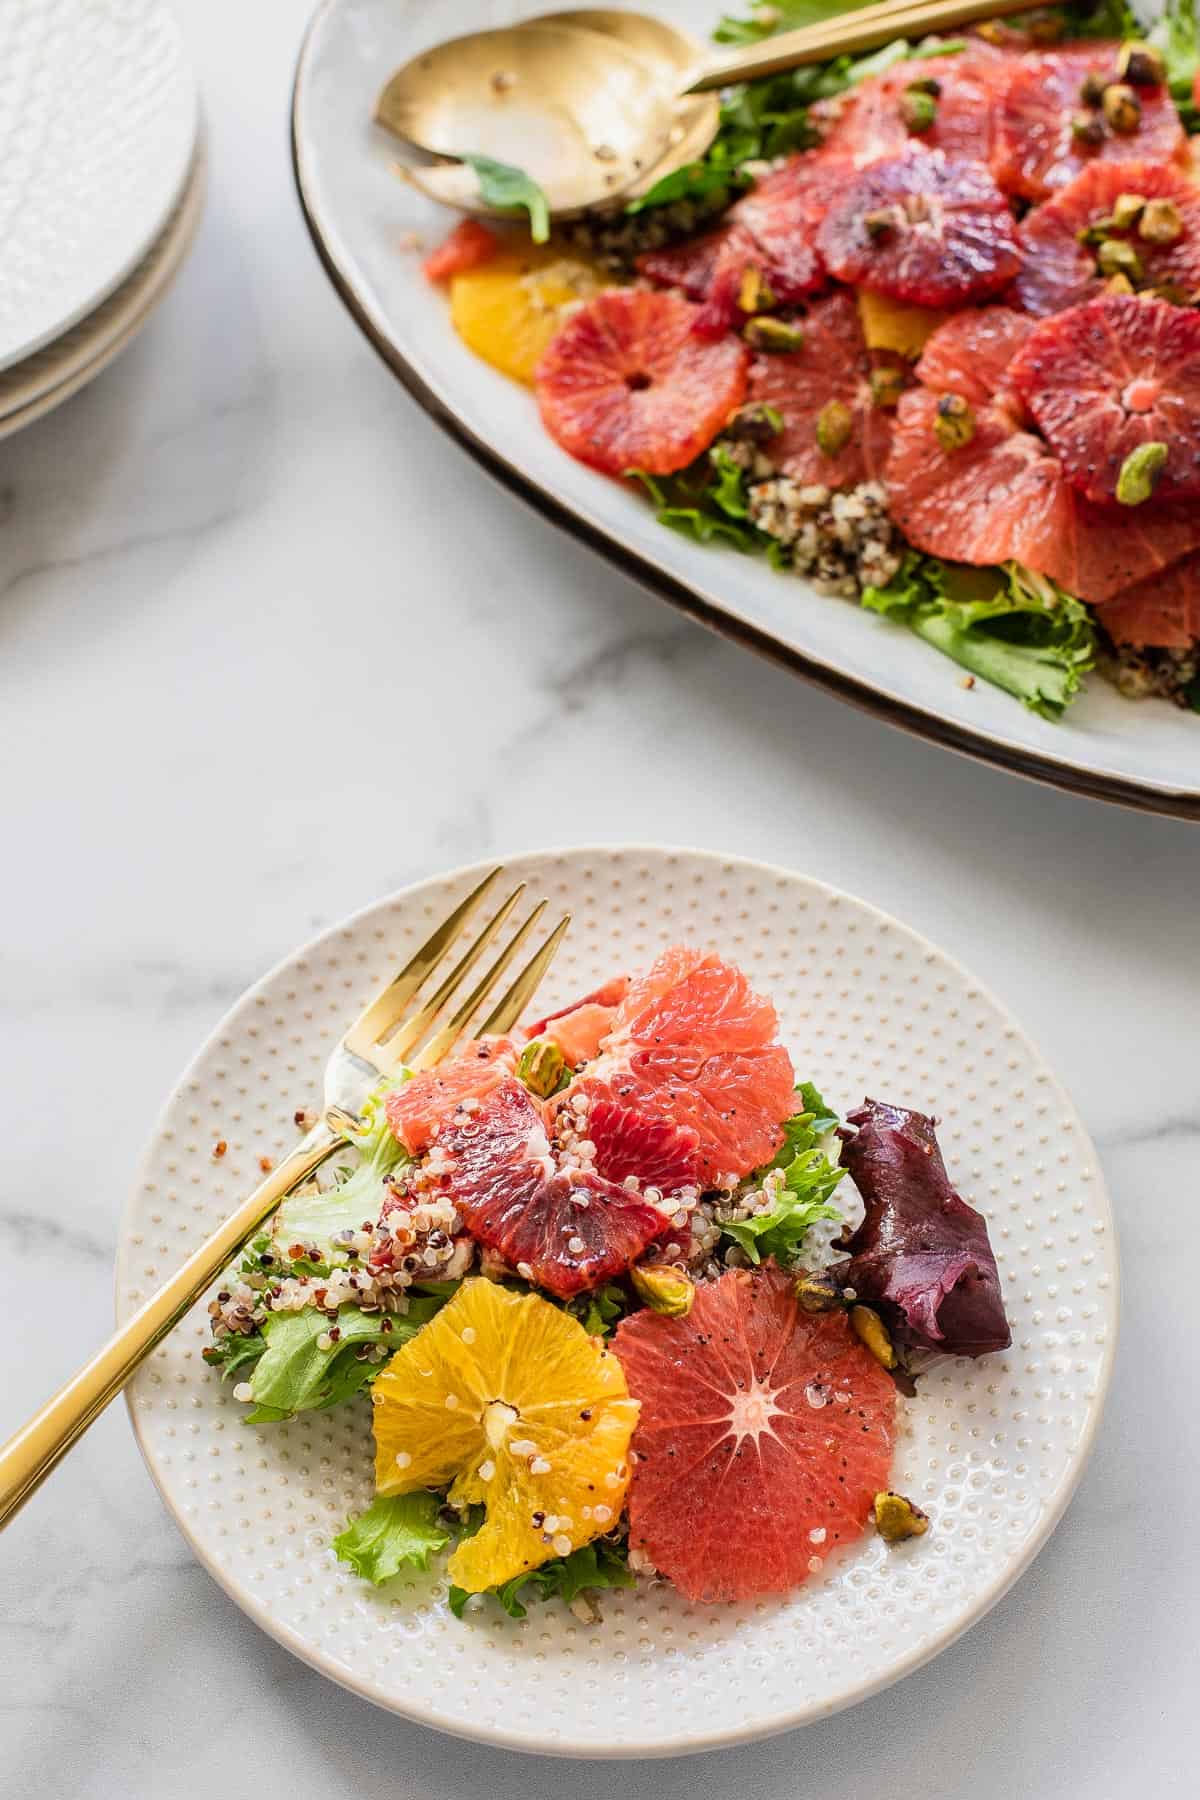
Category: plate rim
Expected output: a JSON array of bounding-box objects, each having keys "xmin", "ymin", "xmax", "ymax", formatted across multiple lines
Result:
[
  {"xmin": 117, "ymin": 844, "xmax": 1120, "ymax": 1759},
  {"xmin": 0, "ymin": 0, "xmax": 199, "ymax": 374},
  {"xmin": 289, "ymin": 0, "xmax": 1200, "ymax": 826},
  {"xmin": 0, "ymin": 136, "xmax": 207, "ymax": 441}
]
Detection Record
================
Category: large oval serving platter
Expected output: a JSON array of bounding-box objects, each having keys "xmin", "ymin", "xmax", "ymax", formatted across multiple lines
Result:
[
  {"xmin": 119, "ymin": 847, "xmax": 1117, "ymax": 1757},
  {"xmin": 292, "ymin": 0, "xmax": 1199, "ymax": 821}
]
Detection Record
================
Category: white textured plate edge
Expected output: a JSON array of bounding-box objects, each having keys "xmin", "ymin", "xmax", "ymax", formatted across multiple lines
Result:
[
  {"xmin": 115, "ymin": 846, "xmax": 1120, "ymax": 1759},
  {"xmin": 290, "ymin": 0, "xmax": 1200, "ymax": 819}
]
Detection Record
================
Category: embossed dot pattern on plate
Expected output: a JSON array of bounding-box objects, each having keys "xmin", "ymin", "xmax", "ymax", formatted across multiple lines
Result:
[{"xmin": 116, "ymin": 849, "xmax": 1117, "ymax": 1757}]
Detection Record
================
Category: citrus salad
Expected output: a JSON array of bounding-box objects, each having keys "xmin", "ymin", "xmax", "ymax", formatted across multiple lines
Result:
[
  {"xmin": 206, "ymin": 948, "xmax": 1010, "ymax": 1617},
  {"xmin": 414, "ymin": 0, "xmax": 1200, "ymax": 718}
]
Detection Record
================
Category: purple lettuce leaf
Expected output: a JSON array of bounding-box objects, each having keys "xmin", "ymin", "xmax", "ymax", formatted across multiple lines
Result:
[{"xmin": 832, "ymin": 1098, "xmax": 1011, "ymax": 1357}]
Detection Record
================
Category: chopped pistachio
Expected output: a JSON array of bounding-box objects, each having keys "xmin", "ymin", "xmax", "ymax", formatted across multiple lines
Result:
[
  {"xmin": 906, "ymin": 74, "xmax": 943, "ymax": 97},
  {"xmin": 1138, "ymin": 198, "xmax": 1183, "ymax": 245},
  {"xmin": 1117, "ymin": 41, "xmax": 1166, "ymax": 88},
  {"xmin": 1079, "ymin": 69, "xmax": 1107, "ymax": 107},
  {"xmin": 794, "ymin": 1271, "xmax": 844, "ymax": 1313},
  {"xmin": 1076, "ymin": 221, "xmax": 1108, "ymax": 246},
  {"xmin": 873, "ymin": 1490, "xmax": 930, "ymax": 1544},
  {"xmin": 932, "ymin": 391, "xmax": 975, "ymax": 452},
  {"xmin": 630, "ymin": 1264, "xmax": 695, "ymax": 1317},
  {"xmin": 900, "ymin": 88, "xmax": 938, "ymax": 134},
  {"xmin": 726, "ymin": 401, "xmax": 783, "ymax": 444},
  {"xmin": 516, "ymin": 1038, "xmax": 567, "ymax": 1099},
  {"xmin": 1071, "ymin": 110, "xmax": 1106, "ymax": 148},
  {"xmin": 815, "ymin": 398, "xmax": 854, "ymax": 457},
  {"xmin": 1108, "ymin": 191, "xmax": 1146, "ymax": 231},
  {"xmin": 1097, "ymin": 236, "xmax": 1143, "ymax": 279},
  {"xmin": 863, "ymin": 207, "xmax": 896, "ymax": 242},
  {"xmin": 1105, "ymin": 271, "xmax": 1136, "ymax": 295},
  {"xmin": 1102, "ymin": 83, "xmax": 1142, "ymax": 134},
  {"xmin": 743, "ymin": 315, "xmax": 805, "ymax": 352},
  {"xmin": 850, "ymin": 1304, "xmax": 897, "ymax": 1369},
  {"xmin": 737, "ymin": 264, "xmax": 774, "ymax": 314},
  {"xmin": 1115, "ymin": 441, "xmax": 1168, "ymax": 506},
  {"xmin": 1149, "ymin": 279, "xmax": 1190, "ymax": 304},
  {"xmin": 869, "ymin": 365, "xmax": 906, "ymax": 410}
]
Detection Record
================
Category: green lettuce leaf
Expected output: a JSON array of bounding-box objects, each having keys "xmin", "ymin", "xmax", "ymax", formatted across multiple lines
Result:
[
  {"xmin": 1150, "ymin": 0, "xmax": 1200, "ymax": 130},
  {"xmin": 271, "ymin": 1087, "xmax": 409, "ymax": 1263},
  {"xmin": 723, "ymin": 1090, "xmax": 845, "ymax": 1265},
  {"xmin": 863, "ymin": 556, "xmax": 1096, "ymax": 719},
  {"xmin": 448, "ymin": 1538, "xmax": 635, "ymax": 1621},
  {"xmin": 201, "ymin": 1331, "xmax": 266, "ymax": 1379},
  {"xmin": 243, "ymin": 1295, "xmax": 444, "ymax": 1424},
  {"xmin": 462, "ymin": 155, "xmax": 550, "ymax": 243},
  {"xmin": 566, "ymin": 1281, "xmax": 630, "ymax": 1338},
  {"xmin": 627, "ymin": 446, "xmax": 771, "ymax": 553},
  {"xmin": 332, "ymin": 1492, "xmax": 449, "ymax": 1583}
]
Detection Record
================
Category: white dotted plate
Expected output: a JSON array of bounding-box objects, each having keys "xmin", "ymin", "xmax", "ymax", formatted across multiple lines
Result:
[
  {"xmin": 0, "ymin": 0, "xmax": 197, "ymax": 371},
  {"xmin": 117, "ymin": 849, "xmax": 1118, "ymax": 1758}
]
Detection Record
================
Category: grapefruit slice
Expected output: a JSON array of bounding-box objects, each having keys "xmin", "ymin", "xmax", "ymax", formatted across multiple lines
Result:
[
  {"xmin": 373, "ymin": 1277, "xmax": 638, "ymax": 1593},
  {"xmin": 1098, "ymin": 551, "xmax": 1200, "ymax": 648},
  {"xmin": 885, "ymin": 389, "xmax": 1073, "ymax": 569},
  {"xmin": 423, "ymin": 218, "xmax": 500, "ymax": 284},
  {"xmin": 884, "ymin": 387, "xmax": 1200, "ymax": 600},
  {"xmin": 385, "ymin": 1036, "xmax": 517, "ymax": 1156},
  {"xmin": 572, "ymin": 946, "xmax": 796, "ymax": 1185},
  {"xmin": 612, "ymin": 1262, "xmax": 896, "ymax": 1603},
  {"xmin": 524, "ymin": 975, "xmax": 630, "ymax": 1068},
  {"xmin": 915, "ymin": 306, "xmax": 1037, "ymax": 409},
  {"xmin": 525, "ymin": 975, "xmax": 630, "ymax": 1041},
  {"xmin": 746, "ymin": 290, "xmax": 892, "ymax": 488},
  {"xmin": 1009, "ymin": 293, "xmax": 1200, "ymax": 503},
  {"xmin": 815, "ymin": 48, "xmax": 1018, "ymax": 167},
  {"xmin": 817, "ymin": 148, "xmax": 1020, "ymax": 307},
  {"xmin": 535, "ymin": 289, "xmax": 749, "ymax": 476},
  {"xmin": 991, "ymin": 46, "xmax": 1187, "ymax": 202},
  {"xmin": 433, "ymin": 1076, "xmax": 671, "ymax": 1296},
  {"xmin": 1014, "ymin": 161, "xmax": 1200, "ymax": 316}
]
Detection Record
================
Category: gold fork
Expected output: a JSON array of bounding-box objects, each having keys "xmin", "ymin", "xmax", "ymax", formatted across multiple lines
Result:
[{"xmin": 0, "ymin": 867, "xmax": 569, "ymax": 1528}]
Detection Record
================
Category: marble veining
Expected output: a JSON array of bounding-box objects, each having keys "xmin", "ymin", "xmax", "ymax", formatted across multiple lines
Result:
[{"xmin": 0, "ymin": 1, "xmax": 1198, "ymax": 1796}]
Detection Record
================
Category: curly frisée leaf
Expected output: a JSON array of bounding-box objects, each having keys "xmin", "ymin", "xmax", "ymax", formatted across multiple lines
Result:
[
  {"xmin": 242, "ymin": 1296, "xmax": 445, "ymax": 1424},
  {"xmin": 1150, "ymin": 0, "xmax": 1200, "ymax": 130},
  {"xmin": 627, "ymin": 448, "xmax": 771, "ymax": 553},
  {"xmin": 462, "ymin": 155, "xmax": 550, "ymax": 243},
  {"xmin": 332, "ymin": 1492, "xmax": 449, "ymax": 1584},
  {"xmin": 722, "ymin": 1090, "xmax": 846, "ymax": 1266},
  {"xmin": 448, "ymin": 1537, "xmax": 636, "ymax": 1621},
  {"xmin": 863, "ymin": 554, "xmax": 1096, "ymax": 718}
]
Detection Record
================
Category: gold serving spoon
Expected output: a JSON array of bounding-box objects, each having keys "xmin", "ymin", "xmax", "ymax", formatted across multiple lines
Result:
[{"xmin": 376, "ymin": 0, "xmax": 1055, "ymax": 222}]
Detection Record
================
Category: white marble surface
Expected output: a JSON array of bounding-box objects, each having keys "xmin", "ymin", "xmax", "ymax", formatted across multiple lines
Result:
[{"xmin": 1, "ymin": 3, "xmax": 1197, "ymax": 1795}]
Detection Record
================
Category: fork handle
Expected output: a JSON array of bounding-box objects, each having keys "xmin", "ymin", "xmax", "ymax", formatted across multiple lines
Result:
[{"xmin": 0, "ymin": 1120, "xmax": 342, "ymax": 1530}]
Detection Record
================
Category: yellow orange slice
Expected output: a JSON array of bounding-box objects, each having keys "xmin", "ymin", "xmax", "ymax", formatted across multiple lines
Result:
[
  {"xmin": 449, "ymin": 245, "xmax": 608, "ymax": 386},
  {"xmin": 856, "ymin": 288, "xmax": 952, "ymax": 360},
  {"xmin": 372, "ymin": 1278, "xmax": 638, "ymax": 1592}
]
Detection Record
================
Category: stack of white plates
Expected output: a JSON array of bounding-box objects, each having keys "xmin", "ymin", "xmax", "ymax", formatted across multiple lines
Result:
[{"xmin": 0, "ymin": 0, "xmax": 202, "ymax": 440}]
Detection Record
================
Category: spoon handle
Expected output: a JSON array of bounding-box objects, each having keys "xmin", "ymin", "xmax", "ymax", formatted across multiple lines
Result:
[{"xmin": 684, "ymin": 0, "xmax": 1053, "ymax": 92}]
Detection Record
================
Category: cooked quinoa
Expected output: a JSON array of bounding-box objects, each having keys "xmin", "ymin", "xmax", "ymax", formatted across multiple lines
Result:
[{"xmin": 1099, "ymin": 637, "xmax": 1200, "ymax": 708}]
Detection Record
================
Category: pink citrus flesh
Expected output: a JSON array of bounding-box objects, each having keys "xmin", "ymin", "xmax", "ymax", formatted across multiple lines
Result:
[
  {"xmin": 746, "ymin": 289, "xmax": 893, "ymax": 488},
  {"xmin": 613, "ymin": 1262, "xmax": 897, "ymax": 1603},
  {"xmin": 914, "ymin": 305, "xmax": 1037, "ymax": 410},
  {"xmin": 1098, "ymin": 550, "xmax": 1200, "ymax": 648},
  {"xmin": 1014, "ymin": 161, "xmax": 1200, "ymax": 316},
  {"xmin": 385, "ymin": 1036, "xmax": 517, "ymax": 1156}
]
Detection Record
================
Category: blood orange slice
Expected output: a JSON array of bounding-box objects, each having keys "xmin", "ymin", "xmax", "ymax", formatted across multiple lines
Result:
[
  {"xmin": 885, "ymin": 389, "xmax": 1073, "ymax": 569},
  {"xmin": 1014, "ymin": 161, "xmax": 1200, "ymax": 316},
  {"xmin": 433, "ymin": 1076, "xmax": 671, "ymax": 1297},
  {"xmin": 613, "ymin": 1262, "xmax": 896, "ymax": 1603},
  {"xmin": 815, "ymin": 48, "xmax": 1018, "ymax": 167},
  {"xmin": 1097, "ymin": 550, "xmax": 1200, "ymax": 648},
  {"xmin": 817, "ymin": 148, "xmax": 1020, "ymax": 307},
  {"xmin": 639, "ymin": 153, "xmax": 849, "ymax": 339},
  {"xmin": 385, "ymin": 1036, "xmax": 517, "ymax": 1155},
  {"xmin": 535, "ymin": 289, "xmax": 748, "ymax": 476},
  {"xmin": 423, "ymin": 218, "xmax": 500, "ymax": 283},
  {"xmin": 915, "ymin": 305, "xmax": 1037, "ymax": 409},
  {"xmin": 991, "ymin": 45, "xmax": 1187, "ymax": 202},
  {"xmin": 1009, "ymin": 293, "xmax": 1200, "ymax": 502},
  {"xmin": 572, "ymin": 946, "xmax": 796, "ymax": 1185},
  {"xmin": 745, "ymin": 290, "xmax": 892, "ymax": 488},
  {"xmin": 568, "ymin": 1093, "xmax": 700, "ymax": 1192}
]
